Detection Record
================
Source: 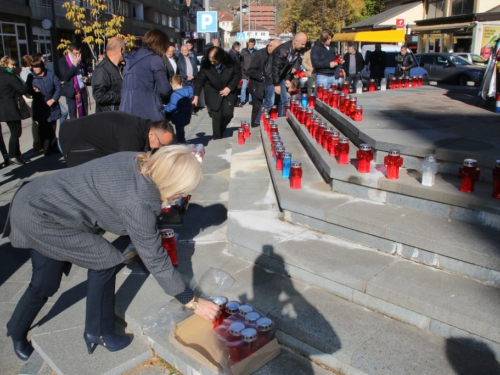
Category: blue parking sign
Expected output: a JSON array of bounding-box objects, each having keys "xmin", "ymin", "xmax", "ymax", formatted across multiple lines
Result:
[{"xmin": 197, "ymin": 11, "xmax": 218, "ymax": 33}]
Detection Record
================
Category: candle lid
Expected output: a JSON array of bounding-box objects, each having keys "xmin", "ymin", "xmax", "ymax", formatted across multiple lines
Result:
[
  {"xmin": 319, "ymin": 121, "xmax": 327, "ymax": 127},
  {"xmin": 327, "ymin": 88, "xmax": 334, "ymax": 93},
  {"xmin": 274, "ymin": 141, "xmax": 284, "ymax": 147},
  {"xmin": 161, "ymin": 229, "xmax": 175, "ymax": 238},
  {"xmin": 270, "ymin": 124, "xmax": 278, "ymax": 129},
  {"xmin": 245, "ymin": 312, "xmax": 261, "ymax": 323},
  {"xmin": 238, "ymin": 128, "xmax": 245, "ymax": 133},
  {"xmin": 256, "ymin": 317, "xmax": 273, "ymax": 331},
  {"xmin": 318, "ymin": 124, "xmax": 326, "ymax": 129},
  {"xmin": 359, "ymin": 144, "xmax": 372, "ymax": 151},
  {"xmin": 370, "ymin": 79, "xmax": 375, "ymax": 82},
  {"xmin": 339, "ymin": 92, "xmax": 345, "ymax": 97},
  {"xmin": 283, "ymin": 152, "xmax": 292, "ymax": 159},
  {"xmin": 276, "ymin": 146, "xmax": 285, "ymax": 152},
  {"xmin": 306, "ymin": 108, "xmax": 313, "ymax": 113},
  {"xmin": 318, "ymin": 84, "xmax": 323, "ymax": 88},
  {"xmin": 389, "ymin": 149, "xmax": 400, "ymax": 156},
  {"xmin": 264, "ymin": 113, "xmax": 270, "ymax": 118},
  {"xmin": 355, "ymin": 105, "xmax": 362, "ymax": 109},
  {"xmin": 339, "ymin": 137, "xmax": 349, "ymax": 144},
  {"xmin": 333, "ymin": 90, "xmax": 340, "ymax": 94},
  {"xmin": 211, "ymin": 296, "xmax": 228, "ymax": 307},
  {"xmin": 268, "ymin": 119, "xmax": 275, "ymax": 124},
  {"xmin": 345, "ymin": 95, "xmax": 351, "ymax": 100},
  {"xmin": 463, "ymin": 159, "xmax": 477, "ymax": 167},
  {"xmin": 271, "ymin": 132, "xmax": 279, "ymax": 138},
  {"xmin": 350, "ymin": 97, "xmax": 357, "ymax": 102},
  {"xmin": 301, "ymin": 93, "xmax": 307, "ymax": 97},
  {"xmin": 226, "ymin": 301, "xmax": 240, "ymax": 314},
  {"xmin": 291, "ymin": 161, "xmax": 302, "ymax": 168},
  {"xmin": 496, "ymin": 160, "xmax": 500, "ymax": 168},
  {"xmin": 424, "ymin": 154, "xmax": 437, "ymax": 162},
  {"xmin": 229, "ymin": 322, "xmax": 245, "ymax": 336},
  {"xmin": 241, "ymin": 328, "xmax": 257, "ymax": 342},
  {"xmin": 272, "ymin": 136, "xmax": 281, "ymax": 142},
  {"xmin": 331, "ymin": 131, "xmax": 340, "ymax": 137},
  {"xmin": 239, "ymin": 304, "xmax": 253, "ymax": 316},
  {"xmin": 272, "ymin": 105, "xmax": 277, "ymax": 108},
  {"xmin": 300, "ymin": 107, "xmax": 307, "ymax": 112}
]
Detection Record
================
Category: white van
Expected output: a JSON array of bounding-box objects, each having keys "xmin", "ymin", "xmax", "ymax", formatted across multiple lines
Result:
[{"xmin": 360, "ymin": 44, "xmax": 428, "ymax": 81}]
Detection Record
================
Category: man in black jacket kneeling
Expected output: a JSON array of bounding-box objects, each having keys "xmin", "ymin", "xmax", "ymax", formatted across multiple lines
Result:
[{"xmin": 91, "ymin": 37, "xmax": 125, "ymax": 112}]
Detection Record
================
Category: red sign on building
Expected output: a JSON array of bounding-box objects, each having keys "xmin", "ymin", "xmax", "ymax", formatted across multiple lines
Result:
[{"xmin": 396, "ymin": 19, "xmax": 405, "ymax": 28}]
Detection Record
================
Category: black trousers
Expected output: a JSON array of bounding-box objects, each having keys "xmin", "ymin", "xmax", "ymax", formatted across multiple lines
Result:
[
  {"xmin": 65, "ymin": 90, "xmax": 89, "ymax": 119},
  {"xmin": 6, "ymin": 120, "xmax": 22, "ymax": 158},
  {"xmin": 38, "ymin": 121, "xmax": 57, "ymax": 153},
  {"xmin": 211, "ymin": 97, "xmax": 234, "ymax": 139},
  {"xmin": 7, "ymin": 249, "xmax": 119, "ymax": 340},
  {"xmin": 0, "ymin": 123, "xmax": 8, "ymax": 158},
  {"xmin": 251, "ymin": 95, "xmax": 263, "ymax": 127}
]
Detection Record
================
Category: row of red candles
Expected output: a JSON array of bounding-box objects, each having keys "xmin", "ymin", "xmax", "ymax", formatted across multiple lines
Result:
[
  {"xmin": 293, "ymin": 91, "xmax": 363, "ymax": 121},
  {"xmin": 261, "ymin": 110, "xmax": 302, "ymax": 188},
  {"xmin": 458, "ymin": 159, "xmax": 500, "ymax": 197}
]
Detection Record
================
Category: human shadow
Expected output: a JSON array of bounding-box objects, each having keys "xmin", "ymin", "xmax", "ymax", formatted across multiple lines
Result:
[
  {"xmin": 445, "ymin": 337, "xmax": 500, "ymax": 374},
  {"xmin": 176, "ymin": 203, "xmax": 228, "ymax": 242},
  {"xmin": 239, "ymin": 245, "xmax": 340, "ymax": 373},
  {"xmin": 224, "ymin": 126, "xmax": 240, "ymax": 139},
  {"xmin": 0, "ymin": 153, "xmax": 65, "ymax": 188},
  {"xmin": 188, "ymin": 132, "xmax": 212, "ymax": 146}
]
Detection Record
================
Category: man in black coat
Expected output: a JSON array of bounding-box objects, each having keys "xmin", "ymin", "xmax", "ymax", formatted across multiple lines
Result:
[
  {"xmin": 271, "ymin": 32, "xmax": 307, "ymax": 116},
  {"xmin": 58, "ymin": 42, "xmax": 89, "ymax": 118},
  {"xmin": 193, "ymin": 47, "xmax": 241, "ymax": 140},
  {"xmin": 248, "ymin": 39, "xmax": 281, "ymax": 127},
  {"xmin": 395, "ymin": 45, "xmax": 417, "ymax": 78},
  {"xmin": 238, "ymin": 38, "xmax": 256, "ymax": 106},
  {"xmin": 311, "ymin": 30, "xmax": 342, "ymax": 88},
  {"xmin": 178, "ymin": 44, "xmax": 198, "ymax": 87},
  {"xmin": 91, "ymin": 37, "xmax": 125, "ymax": 112},
  {"xmin": 368, "ymin": 43, "xmax": 387, "ymax": 84},
  {"xmin": 165, "ymin": 45, "xmax": 179, "ymax": 81},
  {"xmin": 228, "ymin": 41, "xmax": 242, "ymax": 71},
  {"xmin": 59, "ymin": 111, "xmax": 174, "ymax": 167},
  {"xmin": 342, "ymin": 43, "xmax": 364, "ymax": 90}
]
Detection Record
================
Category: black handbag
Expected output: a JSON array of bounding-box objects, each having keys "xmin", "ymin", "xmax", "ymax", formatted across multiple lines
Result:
[{"xmin": 15, "ymin": 92, "xmax": 30, "ymax": 120}]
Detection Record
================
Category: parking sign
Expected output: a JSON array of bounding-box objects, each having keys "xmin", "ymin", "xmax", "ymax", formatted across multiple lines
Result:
[{"xmin": 197, "ymin": 11, "xmax": 218, "ymax": 33}]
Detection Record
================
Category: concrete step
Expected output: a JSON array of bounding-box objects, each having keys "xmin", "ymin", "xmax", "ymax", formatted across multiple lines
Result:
[
  {"xmin": 288, "ymin": 107, "xmax": 500, "ymax": 231},
  {"xmin": 226, "ymin": 126, "xmax": 500, "ymax": 364},
  {"xmin": 270, "ymin": 115, "xmax": 500, "ymax": 286}
]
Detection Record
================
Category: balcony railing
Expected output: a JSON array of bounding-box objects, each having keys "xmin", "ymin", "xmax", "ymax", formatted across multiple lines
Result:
[{"xmin": 30, "ymin": 0, "xmax": 52, "ymax": 19}]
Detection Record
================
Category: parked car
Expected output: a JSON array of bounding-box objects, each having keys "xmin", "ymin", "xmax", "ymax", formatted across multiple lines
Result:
[
  {"xmin": 361, "ymin": 44, "xmax": 428, "ymax": 81},
  {"xmin": 451, "ymin": 53, "xmax": 487, "ymax": 66},
  {"xmin": 414, "ymin": 53, "xmax": 486, "ymax": 85}
]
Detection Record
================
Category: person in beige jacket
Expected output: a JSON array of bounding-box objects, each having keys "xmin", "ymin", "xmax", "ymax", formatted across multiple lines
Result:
[{"xmin": 302, "ymin": 42, "xmax": 315, "ymax": 95}]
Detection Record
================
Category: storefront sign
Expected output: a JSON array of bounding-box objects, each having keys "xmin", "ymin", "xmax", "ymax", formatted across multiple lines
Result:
[
  {"xmin": 396, "ymin": 19, "xmax": 405, "ymax": 29},
  {"xmin": 480, "ymin": 26, "xmax": 500, "ymax": 60}
]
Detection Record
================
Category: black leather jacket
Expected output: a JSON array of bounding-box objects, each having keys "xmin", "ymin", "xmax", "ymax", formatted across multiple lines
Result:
[
  {"xmin": 91, "ymin": 57, "xmax": 123, "ymax": 112},
  {"xmin": 271, "ymin": 40, "xmax": 302, "ymax": 86},
  {"xmin": 395, "ymin": 52, "xmax": 416, "ymax": 77}
]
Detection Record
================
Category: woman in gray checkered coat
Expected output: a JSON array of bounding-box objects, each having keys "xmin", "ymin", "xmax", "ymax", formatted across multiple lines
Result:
[{"xmin": 4, "ymin": 146, "xmax": 220, "ymax": 360}]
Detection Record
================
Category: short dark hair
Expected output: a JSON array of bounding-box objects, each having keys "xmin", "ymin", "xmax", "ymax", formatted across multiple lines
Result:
[
  {"xmin": 150, "ymin": 120, "xmax": 175, "ymax": 135},
  {"xmin": 348, "ymin": 43, "xmax": 356, "ymax": 49},
  {"xmin": 232, "ymin": 41, "xmax": 241, "ymax": 49},
  {"xmin": 170, "ymin": 74, "xmax": 183, "ymax": 86},
  {"xmin": 319, "ymin": 30, "xmax": 332, "ymax": 44},
  {"xmin": 31, "ymin": 54, "xmax": 45, "ymax": 69},
  {"xmin": 249, "ymin": 38, "xmax": 256, "ymax": 44},
  {"xmin": 143, "ymin": 29, "xmax": 169, "ymax": 58},
  {"xmin": 21, "ymin": 55, "xmax": 32, "ymax": 68},
  {"xmin": 68, "ymin": 42, "xmax": 81, "ymax": 52}
]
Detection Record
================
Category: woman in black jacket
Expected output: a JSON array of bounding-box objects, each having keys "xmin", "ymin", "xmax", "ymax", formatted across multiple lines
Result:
[
  {"xmin": 192, "ymin": 47, "xmax": 241, "ymax": 140},
  {"xmin": 0, "ymin": 56, "xmax": 30, "ymax": 166},
  {"xmin": 26, "ymin": 55, "xmax": 62, "ymax": 156}
]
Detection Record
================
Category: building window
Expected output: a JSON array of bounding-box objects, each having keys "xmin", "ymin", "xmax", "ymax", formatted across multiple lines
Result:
[
  {"xmin": 426, "ymin": 0, "xmax": 444, "ymax": 18},
  {"xmin": 162, "ymin": 14, "xmax": 168, "ymax": 26},
  {"xmin": 168, "ymin": 17, "xmax": 174, "ymax": 27},
  {"xmin": 0, "ymin": 22, "xmax": 29, "ymax": 63},
  {"xmin": 153, "ymin": 11, "xmax": 160, "ymax": 24},
  {"xmin": 117, "ymin": 0, "xmax": 129, "ymax": 17},
  {"xmin": 451, "ymin": 0, "xmax": 474, "ymax": 16},
  {"xmin": 132, "ymin": 2, "xmax": 143, "ymax": 20},
  {"xmin": 175, "ymin": 17, "xmax": 180, "ymax": 28}
]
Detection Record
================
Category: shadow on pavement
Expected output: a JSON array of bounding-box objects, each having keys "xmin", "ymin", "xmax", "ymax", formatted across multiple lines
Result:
[
  {"xmin": 176, "ymin": 203, "xmax": 227, "ymax": 242},
  {"xmin": 0, "ymin": 154, "xmax": 66, "ymax": 188},
  {"xmin": 446, "ymin": 337, "xmax": 500, "ymax": 374}
]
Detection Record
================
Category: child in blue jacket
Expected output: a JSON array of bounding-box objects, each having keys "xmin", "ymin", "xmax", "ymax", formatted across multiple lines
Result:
[{"xmin": 164, "ymin": 75, "xmax": 193, "ymax": 143}]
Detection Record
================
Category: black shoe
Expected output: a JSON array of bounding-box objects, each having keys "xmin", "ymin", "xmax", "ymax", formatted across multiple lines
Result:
[
  {"xmin": 249, "ymin": 101, "xmax": 253, "ymax": 105},
  {"xmin": 236, "ymin": 102, "xmax": 244, "ymax": 107},
  {"xmin": 43, "ymin": 139, "xmax": 51, "ymax": 156},
  {"xmin": 251, "ymin": 123, "xmax": 259, "ymax": 128},
  {"xmin": 83, "ymin": 332, "xmax": 131, "ymax": 354},
  {"xmin": 9, "ymin": 157, "xmax": 25, "ymax": 165},
  {"xmin": 18, "ymin": 155, "xmax": 31, "ymax": 163},
  {"xmin": 12, "ymin": 338, "xmax": 34, "ymax": 361}
]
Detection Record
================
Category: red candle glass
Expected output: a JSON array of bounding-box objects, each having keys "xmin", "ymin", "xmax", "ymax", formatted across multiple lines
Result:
[
  {"xmin": 260, "ymin": 108, "xmax": 267, "ymax": 124},
  {"xmin": 297, "ymin": 107, "xmax": 305, "ymax": 124},
  {"xmin": 353, "ymin": 105, "xmax": 363, "ymax": 121},
  {"xmin": 290, "ymin": 99, "xmax": 296, "ymax": 114},
  {"xmin": 317, "ymin": 84, "xmax": 324, "ymax": 101},
  {"xmin": 211, "ymin": 296, "xmax": 228, "ymax": 328},
  {"xmin": 418, "ymin": 76, "xmax": 423, "ymax": 87},
  {"xmin": 403, "ymin": 77, "xmax": 409, "ymax": 88},
  {"xmin": 338, "ymin": 137, "xmax": 350, "ymax": 164},
  {"xmin": 384, "ymin": 149, "xmax": 403, "ymax": 180},
  {"xmin": 271, "ymin": 137, "xmax": 281, "ymax": 157},
  {"xmin": 348, "ymin": 97, "xmax": 357, "ymax": 117},
  {"xmin": 316, "ymin": 124, "xmax": 325, "ymax": 144},
  {"xmin": 269, "ymin": 123, "xmax": 278, "ymax": 139},
  {"xmin": 290, "ymin": 161, "xmax": 302, "ymax": 189},
  {"xmin": 275, "ymin": 146, "xmax": 285, "ymax": 170},
  {"xmin": 322, "ymin": 127, "xmax": 332, "ymax": 150},
  {"xmin": 368, "ymin": 79, "xmax": 376, "ymax": 92},
  {"xmin": 160, "ymin": 229, "xmax": 178, "ymax": 266},
  {"xmin": 338, "ymin": 93, "xmax": 346, "ymax": 113},
  {"xmin": 240, "ymin": 328, "xmax": 258, "ymax": 360},
  {"xmin": 397, "ymin": 77, "xmax": 402, "ymax": 89},
  {"xmin": 285, "ymin": 102, "xmax": 291, "ymax": 117},
  {"xmin": 342, "ymin": 82, "xmax": 350, "ymax": 95},
  {"xmin": 356, "ymin": 144, "xmax": 373, "ymax": 173},
  {"xmin": 342, "ymin": 95, "xmax": 351, "ymax": 115},
  {"xmin": 226, "ymin": 322, "xmax": 245, "ymax": 363},
  {"xmin": 256, "ymin": 317, "xmax": 274, "ymax": 351},
  {"xmin": 458, "ymin": 159, "xmax": 480, "ymax": 193},
  {"xmin": 243, "ymin": 122, "xmax": 251, "ymax": 139},
  {"xmin": 330, "ymin": 83, "xmax": 338, "ymax": 91},
  {"xmin": 308, "ymin": 93, "xmax": 316, "ymax": 108},
  {"xmin": 238, "ymin": 128, "xmax": 245, "ymax": 145},
  {"xmin": 310, "ymin": 119, "xmax": 319, "ymax": 136},
  {"xmin": 270, "ymin": 105, "xmax": 278, "ymax": 119},
  {"xmin": 328, "ymin": 131, "xmax": 340, "ymax": 157},
  {"xmin": 325, "ymin": 89, "xmax": 333, "ymax": 107},
  {"xmin": 264, "ymin": 113, "xmax": 270, "ymax": 132},
  {"xmin": 272, "ymin": 141, "xmax": 283, "ymax": 158},
  {"xmin": 493, "ymin": 160, "xmax": 500, "ymax": 199},
  {"xmin": 331, "ymin": 90, "xmax": 339, "ymax": 109}
]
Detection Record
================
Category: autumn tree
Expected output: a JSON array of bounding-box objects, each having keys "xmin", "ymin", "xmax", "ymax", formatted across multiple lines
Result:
[
  {"xmin": 281, "ymin": 0, "xmax": 365, "ymax": 36},
  {"xmin": 58, "ymin": 0, "xmax": 135, "ymax": 61}
]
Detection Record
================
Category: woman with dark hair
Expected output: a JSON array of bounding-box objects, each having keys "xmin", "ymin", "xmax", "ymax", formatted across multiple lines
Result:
[
  {"xmin": 119, "ymin": 29, "xmax": 172, "ymax": 121},
  {"xmin": 192, "ymin": 47, "xmax": 241, "ymax": 140},
  {"xmin": 26, "ymin": 55, "xmax": 62, "ymax": 156},
  {"xmin": 0, "ymin": 56, "xmax": 30, "ymax": 166}
]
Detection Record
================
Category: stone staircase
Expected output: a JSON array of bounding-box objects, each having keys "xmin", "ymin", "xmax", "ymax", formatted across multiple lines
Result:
[{"xmin": 226, "ymin": 106, "xmax": 500, "ymax": 373}]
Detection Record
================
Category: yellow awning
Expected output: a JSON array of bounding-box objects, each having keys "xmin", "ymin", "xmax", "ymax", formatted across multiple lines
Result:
[{"xmin": 333, "ymin": 30, "xmax": 406, "ymax": 43}]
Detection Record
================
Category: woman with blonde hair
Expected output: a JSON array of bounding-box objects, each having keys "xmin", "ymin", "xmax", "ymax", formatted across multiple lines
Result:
[
  {"xmin": 3, "ymin": 146, "xmax": 219, "ymax": 360},
  {"xmin": 0, "ymin": 55, "xmax": 30, "ymax": 166}
]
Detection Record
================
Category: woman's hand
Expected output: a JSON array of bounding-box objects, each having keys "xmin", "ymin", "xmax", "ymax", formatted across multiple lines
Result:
[
  {"xmin": 46, "ymin": 99, "xmax": 55, "ymax": 107},
  {"xmin": 187, "ymin": 298, "xmax": 220, "ymax": 322},
  {"xmin": 33, "ymin": 87, "xmax": 40, "ymax": 93},
  {"xmin": 220, "ymin": 87, "xmax": 231, "ymax": 96},
  {"xmin": 192, "ymin": 96, "xmax": 198, "ymax": 107}
]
